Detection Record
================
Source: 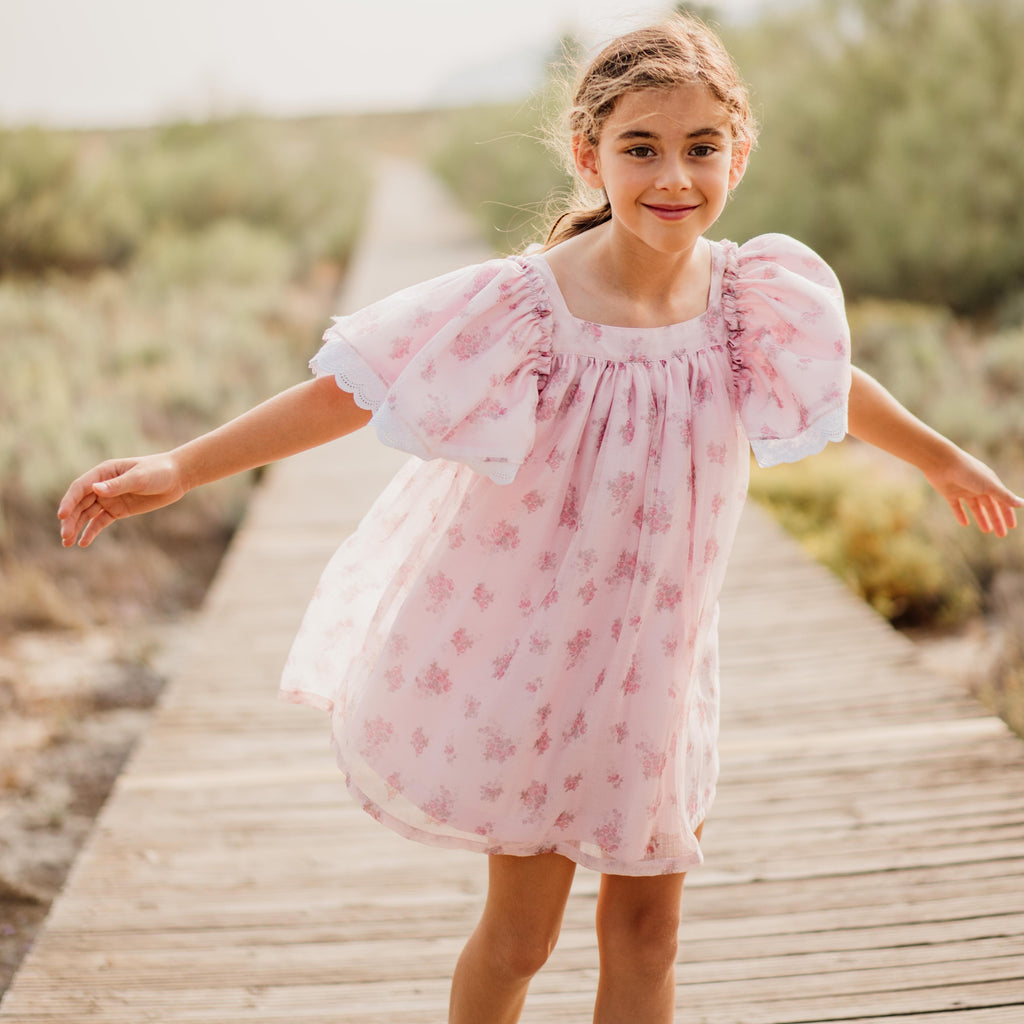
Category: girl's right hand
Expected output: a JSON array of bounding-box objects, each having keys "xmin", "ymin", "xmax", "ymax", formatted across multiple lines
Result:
[{"xmin": 58, "ymin": 453, "xmax": 188, "ymax": 548}]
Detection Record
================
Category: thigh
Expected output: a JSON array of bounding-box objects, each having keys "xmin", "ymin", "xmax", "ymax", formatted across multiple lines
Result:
[{"xmin": 480, "ymin": 852, "xmax": 578, "ymax": 940}]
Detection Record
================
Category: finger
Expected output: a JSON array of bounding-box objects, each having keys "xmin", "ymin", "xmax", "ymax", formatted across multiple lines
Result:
[
  {"xmin": 77, "ymin": 509, "xmax": 115, "ymax": 548},
  {"xmin": 60, "ymin": 494, "xmax": 99, "ymax": 547},
  {"xmin": 990, "ymin": 498, "xmax": 1016, "ymax": 538},
  {"xmin": 947, "ymin": 496, "xmax": 970, "ymax": 528},
  {"xmin": 969, "ymin": 497, "xmax": 993, "ymax": 535},
  {"xmin": 58, "ymin": 474, "xmax": 99, "ymax": 520},
  {"xmin": 92, "ymin": 467, "xmax": 142, "ymax": 498},
  {"xmin": 991, "ymin": 498, "xmax": 1011, "ymax": 538},
  {"xmin": 61, "ymin": 515, "xmax": 82, "ymax": 547},
  {"xmin": 58, "ymin": 460, "xmax": 130, "ymax": 519},
  {"xmin": 984, "ymin": 500, "xmax": 1006, "ymax": 538}
]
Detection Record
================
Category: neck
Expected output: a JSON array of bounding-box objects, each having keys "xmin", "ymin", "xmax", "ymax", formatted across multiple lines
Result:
[
  {"xmin": 592, "ymin": 227, "xmax": 706, "ymax": 301},
  {"xmin": 581, "ymin": 224, "xmax": 711, "ymax": 326},
  {"xmin": 541, "ymin": 222, "xmax": 715, "ymax": 328}
]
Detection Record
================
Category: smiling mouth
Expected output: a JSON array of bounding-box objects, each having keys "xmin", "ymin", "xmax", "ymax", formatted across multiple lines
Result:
[{"xmin": 644, "ymin": 204, "xmax": 699, "ymax": 220}]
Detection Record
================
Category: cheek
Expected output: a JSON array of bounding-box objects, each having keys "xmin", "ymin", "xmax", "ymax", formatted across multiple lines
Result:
[{"xmin": 706, "ymin": 163, "xmax": 737, "ymax": 197}]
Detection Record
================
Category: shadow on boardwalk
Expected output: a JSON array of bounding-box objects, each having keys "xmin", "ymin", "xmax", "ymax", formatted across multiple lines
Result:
[{"xmin": 2, "ymin": 161, "xmax": 1023, "ymax": 1024}]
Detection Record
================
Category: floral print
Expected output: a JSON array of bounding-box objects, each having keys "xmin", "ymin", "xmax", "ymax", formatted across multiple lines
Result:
[{"xmin": 281, "ymin": 234, "xmax": 850, "ymax": 876}]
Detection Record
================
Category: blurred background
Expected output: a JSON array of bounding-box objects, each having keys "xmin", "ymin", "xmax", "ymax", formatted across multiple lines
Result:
[{"xmin": 1, "ymin": 0, "xmax": 1022, "ymax": 989}]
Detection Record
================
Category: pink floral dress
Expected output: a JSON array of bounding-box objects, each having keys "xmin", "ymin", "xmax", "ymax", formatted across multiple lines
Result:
[{"xmin": 281, "ymin": 233, "xmax": 850, "ymax": 875}]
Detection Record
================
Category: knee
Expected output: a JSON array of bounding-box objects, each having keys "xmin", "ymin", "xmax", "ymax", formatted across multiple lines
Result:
[
  {"xmin": 597, "ymin": 905, "xmax": 680, "ymax": 979},
  {"xmin": 481, "ymin": 921, "xmax": 559, "ymax": 981}
]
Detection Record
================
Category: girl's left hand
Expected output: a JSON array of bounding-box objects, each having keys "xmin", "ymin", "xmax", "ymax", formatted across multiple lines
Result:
[{"xmin": 923, "ymin": 450, "xmax": 1023, "ymax": 537}]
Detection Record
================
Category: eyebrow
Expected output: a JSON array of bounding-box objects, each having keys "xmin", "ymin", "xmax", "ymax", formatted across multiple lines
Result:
[{"xmin": 615, "ymin": 127, "xmax": 727, "ymax": 142}]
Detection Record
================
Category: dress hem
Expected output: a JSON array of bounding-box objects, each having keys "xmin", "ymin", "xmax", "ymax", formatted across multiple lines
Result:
[{"xmin": 281, "ymin": 688, "xmax": 706, "ymax": 878}]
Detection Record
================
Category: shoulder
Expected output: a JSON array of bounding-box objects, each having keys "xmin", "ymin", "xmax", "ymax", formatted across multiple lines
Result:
[
  {"xmin": 717, "ymin": 233, "xmax": 842, "ymax": 293},
  {"xmin": 717, "ymin": 231, "xmax": 849, "ymax": 355},
  {"xmin": 393, "ymin": 254, "xmax": 542, "ymax": 307},
  {"xmin": 339, "ymin": 254, "xmax": 551, "ymax": 335}
]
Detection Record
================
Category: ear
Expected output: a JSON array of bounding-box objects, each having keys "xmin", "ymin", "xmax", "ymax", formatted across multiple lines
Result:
[
  {"xmin": 728, "ymin": 139, "xmax": 751, "ymax": 190},
  {"xmin": 572, "ymin": 134, "xmax": 604, "ymax": 189}
]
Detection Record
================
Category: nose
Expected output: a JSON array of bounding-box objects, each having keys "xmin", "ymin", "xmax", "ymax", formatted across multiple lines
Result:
[{"xmin": 655, "ymin": 155, "xmax": 692, "ymax": 191}]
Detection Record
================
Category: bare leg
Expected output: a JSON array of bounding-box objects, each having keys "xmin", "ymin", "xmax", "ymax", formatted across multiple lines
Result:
[
  {"xmin": 449, "ymin": 852, "xmax": 577, "ymax": 1024},
  {"xmin": 592, "ymin": 825, "xmax": 703, "ymax": 1024}
]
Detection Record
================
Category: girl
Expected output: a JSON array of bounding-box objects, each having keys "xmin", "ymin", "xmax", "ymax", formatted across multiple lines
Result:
[{"xmin": 58, "ymin": 15, "xmax": 1021, "ymax": 1024}]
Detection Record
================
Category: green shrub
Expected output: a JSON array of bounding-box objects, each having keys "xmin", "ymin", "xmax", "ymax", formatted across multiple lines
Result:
[
  {"xmin": 0, "ymin": 271, "xmax": 312, "ymax": 505},
  {"xmin": 133, "ymin": 220, "xmax": 295, "ymax": 289},
  {"xmin": 982, "ymin": 328, "xmax": 1024, "ymax": 399},
  {"xmin": 749, "ymin": 446, "xmax": 981, "ymax": 627},
  {"xmin": 0, "ymin": 117, "xmax": 368, "ymax": 280},
  {"xmin": 844, "ymin": 298, "xmax": 1024, "ymax": 469},
  {"xmin": 0, "ymin": 128, "xmax": 143, "ymax": 274},
  {"xmin": 716, "ymin": 0, "xmax": 1024, "ymax": 317}
]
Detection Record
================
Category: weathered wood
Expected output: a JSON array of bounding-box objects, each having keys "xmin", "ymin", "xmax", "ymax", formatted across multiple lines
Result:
[{"xmin": 2, "ymin": 159, "xmax": 1022, "ymax": 1023}]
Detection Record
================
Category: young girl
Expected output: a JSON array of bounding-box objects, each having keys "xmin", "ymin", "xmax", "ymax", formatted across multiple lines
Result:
[{"xmin": 58, "ymin": 15, "xmax": 1021, "ymax": 1024}]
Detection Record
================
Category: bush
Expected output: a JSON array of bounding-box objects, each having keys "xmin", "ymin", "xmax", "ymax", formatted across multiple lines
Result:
[
  {"xmin": 715, "ymin": 0, "xmax": 1024, "ymax": 317},
  {"xmin": 0, "ymin": 129, "xmax": 142, "ymax": 275},
  {"xmin": 0, "ymin": 117, "xmax": 368, "ymax": 280},
  {"xmin": 0, "ymin": 116, "xmax": 371, "ymax": 631},
  {"xmin": 133, "ymin": 220, "xmax": 295, "ymax": 290},
  {"xmin": 749, "ymin": 446, "xmax": 982, "ymax": 627}
]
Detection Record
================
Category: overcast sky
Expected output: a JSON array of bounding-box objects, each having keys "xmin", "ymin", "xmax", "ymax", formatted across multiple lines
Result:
[{"xmin": 0, "ymin": 0, "xmax": 772, "ymax": 128}]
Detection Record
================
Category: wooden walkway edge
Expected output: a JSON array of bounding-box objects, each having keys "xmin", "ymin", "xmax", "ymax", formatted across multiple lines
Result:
[{"xmin": 2, "ymin": 161, "xmax": 1023, "ymax": 1023}]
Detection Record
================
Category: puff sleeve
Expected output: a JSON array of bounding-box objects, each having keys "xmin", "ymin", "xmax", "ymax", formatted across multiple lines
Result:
[
  {"xmin": 311, "ymin": 257, "xmax": 552, "ymax": 484},
  {"xmin": 723, "ymin": 233, "xmax": 851, "ymax": 468}
]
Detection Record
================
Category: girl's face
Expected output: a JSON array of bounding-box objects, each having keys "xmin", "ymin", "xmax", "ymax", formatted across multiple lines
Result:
[{"xmin": 573, "ymin": 83, "xmax": 749, "ymax": 258}]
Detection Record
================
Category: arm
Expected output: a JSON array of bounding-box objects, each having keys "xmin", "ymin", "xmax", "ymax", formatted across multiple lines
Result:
[
  {"xmin": 847, "ymin": 366, "xmax": 1022, "ymax": 536},
  {"xmin": 58, "ymin": 376, "xmax": 372, "ymax": 548}
]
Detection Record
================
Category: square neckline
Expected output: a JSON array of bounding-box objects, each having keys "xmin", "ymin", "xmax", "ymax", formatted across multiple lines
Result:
[{"xmin": 522, "ymin": 241, "xmax": 724, "ymax": 334}]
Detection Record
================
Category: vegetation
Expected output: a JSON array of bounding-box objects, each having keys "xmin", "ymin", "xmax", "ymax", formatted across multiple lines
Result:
[
  {"xmin": 712, "ymin": 0, "xmax": 1024, "ymax": 318},
  {"xmin": 0, "ymin": 116, "xmax": 370, "ymax": 631},
  {"xmin": 748, "ymin": 446, "xmax": 982, "ymax": 628},
  {"xmin": 0, "ymin": 118, "xmax": 365, "ymax": 279}
]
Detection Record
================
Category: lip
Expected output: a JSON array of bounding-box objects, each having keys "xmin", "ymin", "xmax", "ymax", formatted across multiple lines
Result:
[{"xmin": 643, "ymin": 203, "xmax": 699, "ymax": 221}]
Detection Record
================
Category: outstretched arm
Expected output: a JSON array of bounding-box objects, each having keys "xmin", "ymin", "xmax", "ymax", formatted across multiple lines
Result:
[
  {"xmin": 58, "ymin": 377, "xmax": 371, "ymax": 548},
  {"xmin": 847, "ymin": 366, "xmax": 1022, "ymax": 536}
]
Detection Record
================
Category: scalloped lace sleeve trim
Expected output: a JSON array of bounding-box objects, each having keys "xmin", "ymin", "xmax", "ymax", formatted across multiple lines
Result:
[
  {"xmin": 749, "ymin": 404, "xmax": 848, "ymax": 468},
  {"xmin": 309, "ymin": 337, "xmax": 387, "ymax": 413},
  {"xmin": 311, "ymin": 339, "xmax": 522, "ymax": 484},
  {"xmin": 309, "ymin": 307, "xmax": 539, "ymax": 486}
]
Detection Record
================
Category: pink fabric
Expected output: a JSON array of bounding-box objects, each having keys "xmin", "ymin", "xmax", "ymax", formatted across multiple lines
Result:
[{"xmin": 281, "ymin": 233, "xmax": 850, "ymax": 875}]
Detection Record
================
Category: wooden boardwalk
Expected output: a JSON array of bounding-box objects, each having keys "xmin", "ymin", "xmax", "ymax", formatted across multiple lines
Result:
[{"xmin": 3, "ymin": 162, "xmax": 1023, "ymax": 1023}]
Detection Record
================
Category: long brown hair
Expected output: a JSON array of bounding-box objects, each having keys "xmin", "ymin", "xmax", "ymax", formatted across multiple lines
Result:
[{"xmin": 543, "ymin": 14, "xmax": 757, "ymax": 250}]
